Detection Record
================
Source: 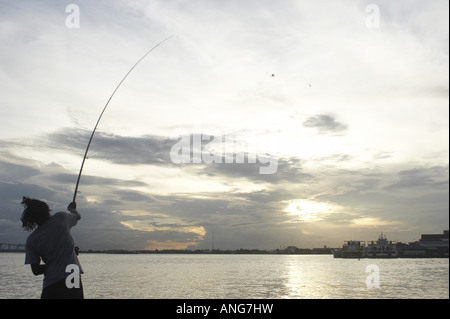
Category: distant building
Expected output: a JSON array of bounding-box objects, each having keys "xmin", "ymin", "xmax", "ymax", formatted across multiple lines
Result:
[
  {"xmin": 398, "ymin": 230, "xmax": 448, "ymax": 258},
  {"xmin": 398, "ymin": 242, "xmax": 427, "ymax": 258},
  {"xmin": 420, "ymin": 230, "xmax": 449, "ymax": 247},
  {"xmin": 418, "ymin": 230, "xmax": 448, "ymax": 257}
]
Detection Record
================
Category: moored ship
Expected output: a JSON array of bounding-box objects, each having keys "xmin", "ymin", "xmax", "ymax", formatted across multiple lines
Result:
[
  {"xmin": 334, "ymin": 230, "xmax": 448, "ymax": 258},
  {"xmin": 366, "ymin": 233, "xmax": 398, "ymax": 258},
  {"xmin": 334, "ymin": 233, "xmax": 398, "ymax": 258},
  {"xmin": 334, "ymin": 240, "xmax": 366, "ymax": 258}
]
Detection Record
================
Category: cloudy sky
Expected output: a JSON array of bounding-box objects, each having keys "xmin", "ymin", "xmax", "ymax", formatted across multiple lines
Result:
[{"xmin": 0, "ymin": 0, "xmax": 448, "ymax": 250}]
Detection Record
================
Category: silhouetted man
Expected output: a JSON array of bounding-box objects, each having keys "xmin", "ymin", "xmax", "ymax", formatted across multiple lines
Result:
[{"xmin": 21, "ymin": 196, "xmax": 83, "ymax": 299}]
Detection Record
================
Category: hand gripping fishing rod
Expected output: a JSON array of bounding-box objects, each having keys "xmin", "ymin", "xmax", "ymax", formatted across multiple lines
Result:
[{"xmin": 73, "ymin": 36, "xmax": 175, "ymax": 203}]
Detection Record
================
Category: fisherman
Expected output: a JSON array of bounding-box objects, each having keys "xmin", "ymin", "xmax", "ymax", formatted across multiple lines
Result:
[{"xmin": 20, "ymin": 196, "xmax": 84, "ymax": 299}]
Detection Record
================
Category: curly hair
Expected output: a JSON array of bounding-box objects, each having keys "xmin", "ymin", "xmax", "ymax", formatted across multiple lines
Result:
[{"xmin": 20, "ymin": 196, "xmax": 51, "ymax": 231}]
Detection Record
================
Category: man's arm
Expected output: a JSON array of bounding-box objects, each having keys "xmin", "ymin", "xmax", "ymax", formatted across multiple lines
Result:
[
  {"xmin": 67, "ymin": 202, "xmax": 81, "ymax": 220},
  {"xmin": 30, "ymin": 263, "xmax": 46, "ymax": 276}
]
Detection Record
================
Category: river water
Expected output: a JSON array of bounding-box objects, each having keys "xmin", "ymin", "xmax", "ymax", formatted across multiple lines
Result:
[{"xmin": 0, "ymin": 253, "xmax": 448, "ymax": 299}]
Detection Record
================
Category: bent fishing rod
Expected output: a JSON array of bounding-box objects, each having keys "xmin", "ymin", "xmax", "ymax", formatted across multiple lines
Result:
[{"xmin": 72, "ymin": 36, "xmax": 175, "ymax": 203}]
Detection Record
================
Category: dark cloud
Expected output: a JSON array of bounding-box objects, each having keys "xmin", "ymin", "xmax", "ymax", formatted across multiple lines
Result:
[
  {"xmin": 199, "ymin": 157, "xmax": 311, "ymax": 184},
  {"xmin": 43, "ymin": 128, "xmax": 312, "ymax": 184},
  {"xmin": 303, "ymin": 114, "xmax": 348, "ymax": 134},
  {"xmin": 0, "ymin": 160, "xmax": 40, "ymax": 182},
  {"xmin": 317, "ymin": 165, "xmax": 449, "ymax": 229},
  {"xmin": 384, "ymin": 166, "xmax": 449, "ymax": 191},
  {"xmin": 46, "ymin": 128, "xmax": 173, "ymax": 165},
  {"xmin": 52, "ymin": 173, "xmax": 147, "ymax": 189}
]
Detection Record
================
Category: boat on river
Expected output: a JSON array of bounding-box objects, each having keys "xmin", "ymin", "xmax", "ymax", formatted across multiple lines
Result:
[
  {"xmin": 366, "ymin": 233, "xmax": 398, "ymax": 258},
  {"xmin": 334, "ymin": 233, "xmax": 398, "ymax": 258},
  {"xmin": 334, "ymin": 240, "xmax": 366, "ymax": 258}
]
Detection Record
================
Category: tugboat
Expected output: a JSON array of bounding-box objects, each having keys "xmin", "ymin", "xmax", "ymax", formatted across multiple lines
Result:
[
  {"xmin": 334, "ymin": 240, "xmax": 366, "ymax": 258},
  {"xmin": 366, "ymin": 233, "xmax": 398, "ymax": 258}
]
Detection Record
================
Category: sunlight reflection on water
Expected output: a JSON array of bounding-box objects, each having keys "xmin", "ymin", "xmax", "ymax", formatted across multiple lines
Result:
[{"xmin": 1, "ymin": 253, "xmax": 448, "ymax": 299}]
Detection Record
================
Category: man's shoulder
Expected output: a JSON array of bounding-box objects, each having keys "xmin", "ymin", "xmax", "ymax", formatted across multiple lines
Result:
[
  {"xmin": 53, "ymin": 211, "xmax": 68, "ymax": 217},
  {"xmin": 52, "ymin": 211, "xmax": 73, "ymax": 220},
  {"xmin": 53, "ymin": 211, "xmax": 79, "ymax": 227},
  {"xmin": 44, "ymin": 212, "xmax": 72, "ymax": 226}
]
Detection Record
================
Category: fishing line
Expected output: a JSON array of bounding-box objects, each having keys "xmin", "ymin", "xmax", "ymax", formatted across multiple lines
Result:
[{"xmin": 73, "ymin": 36, "xmax": 176, "ymax": 203}]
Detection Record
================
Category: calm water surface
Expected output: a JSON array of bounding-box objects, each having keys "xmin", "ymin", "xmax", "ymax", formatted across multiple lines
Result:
[{"xmin": 1, "ymin": 253, "xmax": 448, "ymax": 299}]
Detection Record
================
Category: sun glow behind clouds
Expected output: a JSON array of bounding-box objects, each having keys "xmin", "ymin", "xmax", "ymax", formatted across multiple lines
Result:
[{"xmin": 284, "ymin": 200, "xmax": 335, "ymax": 222}]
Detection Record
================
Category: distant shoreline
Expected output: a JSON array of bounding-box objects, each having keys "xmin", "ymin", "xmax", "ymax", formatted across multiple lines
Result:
[
  {"xmin": 79, "ymin": 247, "xmax": 336, "ymax": 255},
  {"xmin": 0, "ymin": 248, "xmax": 334, "ymax": 254},
  {"xmin": 1, "ymin": 250, "xmax": 448, "ymax": 258}
]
